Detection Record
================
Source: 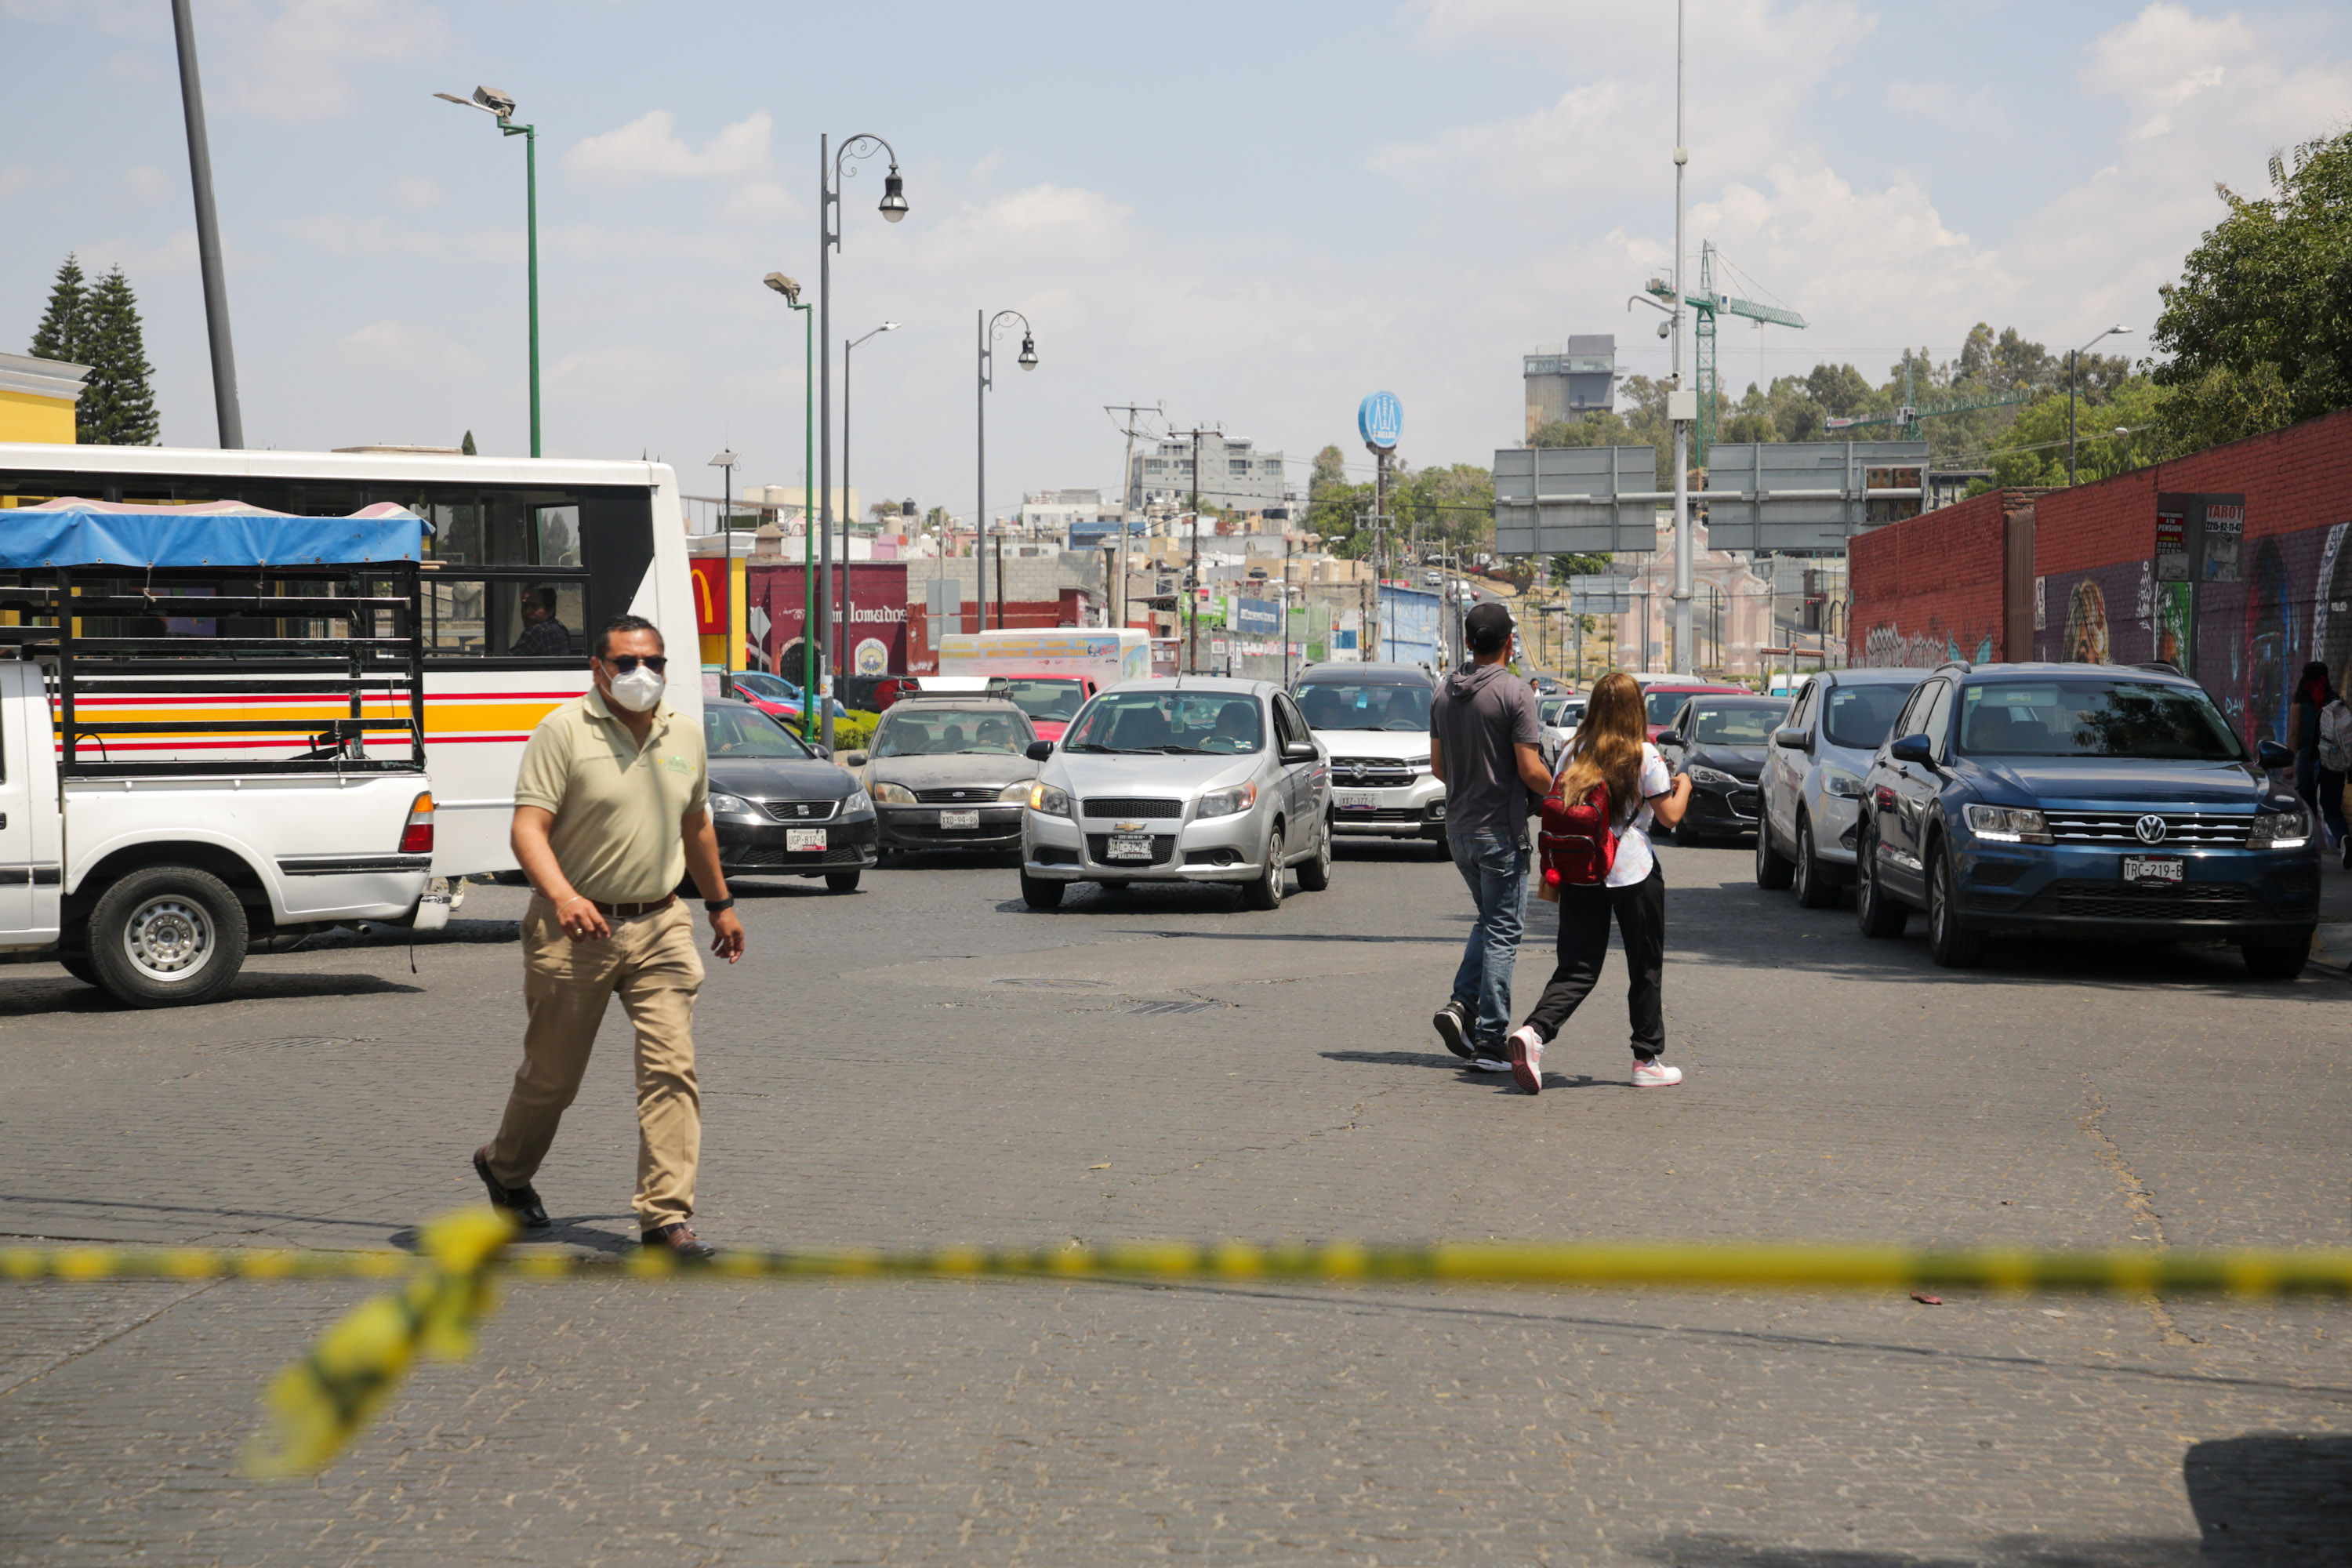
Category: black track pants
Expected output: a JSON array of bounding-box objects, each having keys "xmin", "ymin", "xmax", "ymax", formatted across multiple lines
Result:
[{"xmin": 1521, "ymin": 864, "xmax": 1665, "ymax": 1060}]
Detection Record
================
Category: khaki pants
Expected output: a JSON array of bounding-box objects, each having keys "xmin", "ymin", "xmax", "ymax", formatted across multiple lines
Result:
[{"xmin": 487, "ymin": 895, "xmax": 706, "ymax": 1228}]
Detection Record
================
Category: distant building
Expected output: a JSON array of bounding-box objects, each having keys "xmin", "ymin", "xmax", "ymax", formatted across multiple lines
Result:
[
  {"xmin": 1019, "ymin": 488, "xmax": 1105, "ymax": 537},
  {"xmin": 1127, "ymin": 433, "xmax": 1287, "ymax": 514},
  {"xmin": 0, "ymin": 352, "xmax": 89, "ymax": 444},
  {"xmin": 1523, "ymin": 335, "xmax": 1617, "ymax": 437}
]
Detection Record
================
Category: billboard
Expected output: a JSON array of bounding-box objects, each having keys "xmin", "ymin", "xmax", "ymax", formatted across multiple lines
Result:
[
  {"xmin": 747, "ymin": 562, "xmax": 910, "ymax": 675},
  {"xmin": 1492, "ymin": 445, "xmax": 1661, "ymax": 555},
  {"xmin": 1702, "ymin": 441, "xmax": 1930, "ymax": 552}
]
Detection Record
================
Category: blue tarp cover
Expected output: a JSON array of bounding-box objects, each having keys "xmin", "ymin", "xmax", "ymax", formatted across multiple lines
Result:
[{"xmin": 0, "ymin": 502, "xmax": 424, "ymax": 568}]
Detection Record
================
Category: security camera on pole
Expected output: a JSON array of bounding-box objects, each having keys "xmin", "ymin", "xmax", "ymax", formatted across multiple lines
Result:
[{"xmin": 1359, "ymin": 390, "xmax": 1402, "ymax": 662}]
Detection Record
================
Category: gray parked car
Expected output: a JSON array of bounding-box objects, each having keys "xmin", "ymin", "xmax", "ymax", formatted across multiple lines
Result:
[
  {"xmin": 1755, "ymin": 667, "xmax": 1924, "ymax": 906},
  {"xmin": 1018, "ymin": 677, "xmax": 1331, "ymax": 910},
  {"xmin": 844, "ymin": 695, "xmax": 1040, "ymax": 857}
]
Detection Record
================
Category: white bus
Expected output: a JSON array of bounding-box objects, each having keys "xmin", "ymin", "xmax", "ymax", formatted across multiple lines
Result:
[{"xmin": 0, "ymin": 444, "xmax": 698, "ymax": 878}]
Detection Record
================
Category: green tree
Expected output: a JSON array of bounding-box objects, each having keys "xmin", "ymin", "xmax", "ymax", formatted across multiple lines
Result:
[
  {"xmin": 2150, "ymin": 127, "xmax": 2352, "ymax": 451},
  {"xmin": 1304, "ymin": 442, "xmax": 1374, "ymax": 557},
  {"xmin": 76, "ymin": 267, "xmax": 158, "ymax": 445},
  {"xmin": 29, "ymin": 254, "xmax": 89, "ymax": 367},
  {"xmin": 1986, "ymin": 376, "xmax": 2172, "ymax": 488},
  {"xmin": 460, "ymin": 429, "xmax": 478, "ymax": 456}
]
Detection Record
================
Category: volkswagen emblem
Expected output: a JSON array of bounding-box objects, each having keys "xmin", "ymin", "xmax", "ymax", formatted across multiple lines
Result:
[{"xmin": 2135, "ymin": 814, "xmax": 2167, "ymax": 844}]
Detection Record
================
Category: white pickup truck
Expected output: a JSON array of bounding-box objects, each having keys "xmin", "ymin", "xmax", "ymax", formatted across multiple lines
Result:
[{"xmin": 0, "ymin": 502, "xmax": 446, "ymax": 1007}]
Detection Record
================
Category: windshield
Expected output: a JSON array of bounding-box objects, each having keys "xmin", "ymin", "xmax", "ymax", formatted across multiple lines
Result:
[
  {"xmin": 1958, "ymin": 681, "xmax": 2246, "ymax": 760},
  {"xmin": 1065, "ymin": 690, "xmax": 1264, "ymax": 754},
  {"xmin": 731, "ymin": 671, "xmax": 796, "ymax": 701},
  {"xmin": 704, "ymin": 705, "xmax": 815, "ymax": 759},
  {"xmin": 1646, "ymin": 690, "xmax": 1697, "ymax": 725},
  {"xmin": 1295, "ymin": 682, "xmax": 1432, "ymax": 731},
  {"xmin": 1692, "ymin": 702, "xmax": 1788, "ymax": 744},
  {"xmin": 988, "ymin": 677, "xmax": 1087, "ymax": 723},
  {"xmin": 873, "ymin": 707, "xmax": 1033, "ymax": 757},
  {"xmin": 1824, "ymin": 683, "xmax": 1911, "ymax": 750}
]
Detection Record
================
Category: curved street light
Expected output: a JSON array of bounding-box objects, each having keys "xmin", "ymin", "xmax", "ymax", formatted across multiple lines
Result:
[
  {"xmin": 976, "ymin": 310, "xmax": 1039, "ymax": 633},
  {"xmin": 2067, "ymin": 324, "xmax": 2132, "ymax": 485},
  {"xmin": 840, "ymin": 321, "xmax": 899, "ymax": 686},
  {"xmin": 764, "ymin": 270, "xmax": 819, "ymax": 742},
  {"xmin": 816, "ymin": 132, "xmax": 907, "ymax": 748},
  {"xmin": 435, "ymin": 86, "xmax": 539, "ymax": 456}
]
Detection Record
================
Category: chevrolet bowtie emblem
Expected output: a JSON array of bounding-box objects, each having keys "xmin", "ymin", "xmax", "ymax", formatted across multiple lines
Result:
[{"xmin": 1115, "ymin": 821, "xmax": 1143, "ymax": 833}]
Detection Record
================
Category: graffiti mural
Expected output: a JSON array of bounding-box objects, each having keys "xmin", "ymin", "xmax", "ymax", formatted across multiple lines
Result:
[{"xmin": 1859, "ymin": 622, "xmax": 1996, "ymax": 669}]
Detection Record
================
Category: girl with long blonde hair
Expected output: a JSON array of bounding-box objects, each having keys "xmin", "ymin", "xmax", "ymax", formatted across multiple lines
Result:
[{"xmin": 1506, "ymin": 671, "xmax": 1693, "ymax": 1094}]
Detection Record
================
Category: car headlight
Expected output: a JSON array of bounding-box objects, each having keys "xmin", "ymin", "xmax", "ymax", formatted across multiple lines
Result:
[
  {"xmin": 706, "ymin": 791, "xmax": 753, "ymax": 816},
  {"xmin": 997, "ymin": 781, "xmax": 1033, "ymax": 802},
  {"xmin": 872, "ymin": 781, "xmax": 916, "ymax": 805},
  {"xmin": 840, "ymin": 789, "xmax": 873, "ymax": 817},
  {"xmin": 1687, "ymin": 765, "xmax": 1739, "ymax": 786},
  {"xmin": 1963, "ymin": 803, "xmax": 2053, "ymax": 844},
  {"xmin": 1196, "ymin": 780, "xmax": 1258, "ymax": 818},
  {"xmin": 1819, "ymin": 765, "xmax": 1866, "ymax": 800},
  {"xmin": 2250, "ymin": 804, "xmax": 2313, "ymax": 849},
  {"xmin": 1028, "ymin": 781, "xmax": 1073, "ymax": 817}
]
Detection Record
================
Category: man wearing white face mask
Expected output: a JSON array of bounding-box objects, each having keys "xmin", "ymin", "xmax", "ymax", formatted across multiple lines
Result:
[{"xmin": 474, "ymin": 615, "xmax": 748, "ymax": 1258}]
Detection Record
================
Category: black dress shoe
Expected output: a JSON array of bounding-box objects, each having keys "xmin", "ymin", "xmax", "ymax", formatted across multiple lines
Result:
[
  {"xmin": 641, "ymin": 1221, "xmax": 717, "ymax": 1259},
  {"xmin": 473, "ymin": 1146, "xmax": 551, "ymax": 1229}
]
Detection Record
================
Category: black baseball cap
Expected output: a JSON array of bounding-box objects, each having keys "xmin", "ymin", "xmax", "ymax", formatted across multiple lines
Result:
[{"xmin": 1465, "ymin": 601, "xmax": 1514, "ymax": 652}]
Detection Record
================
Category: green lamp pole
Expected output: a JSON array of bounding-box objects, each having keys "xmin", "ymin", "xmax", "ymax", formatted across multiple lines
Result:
[
  {"xmin": 435, "ymin": 86, "xmax": 541, "ymax": 456},
  {"xmin": 765, "ymin": 274, "xmax": 819, "ymax": 743}
]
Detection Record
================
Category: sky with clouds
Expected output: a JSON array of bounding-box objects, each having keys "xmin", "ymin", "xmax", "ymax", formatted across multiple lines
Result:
[{"xmin": 5, "ymin": 1, "xmax": 2349, "ymax": 516}]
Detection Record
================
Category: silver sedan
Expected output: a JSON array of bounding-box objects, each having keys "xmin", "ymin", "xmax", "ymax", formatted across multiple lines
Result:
[
  {"xmin": 1756, "ymin": 667, "xmax": 1923, "ymax": 906},
  {"xmin": 1018, "ymin": 677, "xmax": 1331, "ymax": 910}
]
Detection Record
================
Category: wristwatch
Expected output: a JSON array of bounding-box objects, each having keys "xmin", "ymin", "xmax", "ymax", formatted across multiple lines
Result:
[{"xmin": 703, "ymin": 896, "xmax": 735, "ymax": 913}]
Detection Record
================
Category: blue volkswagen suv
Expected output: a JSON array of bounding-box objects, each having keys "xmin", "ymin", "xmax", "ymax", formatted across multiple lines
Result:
[{"xmin": 1853, "ymin": 661, "xmax": 2318, "ymax": 977}]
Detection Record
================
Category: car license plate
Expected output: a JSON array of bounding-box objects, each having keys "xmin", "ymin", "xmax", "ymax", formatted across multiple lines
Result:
[
  {"xmin": 787, "ymin": 828, "xmax": 827, "ymax": 852},
  {"xmin": 2122, "ymin": 855, "xmax": 2183, "ymax": 884},
  {"xmin": 1105, "ymin": 834, "xmax": 1154, "ymax": 861},
  {"xmin": 1336, "ymin": 791, "xmax": 1380, "ymax": 811},
  {"xmin": 940, "ymin": 809, "xmax": 981, "ymax": 829}
]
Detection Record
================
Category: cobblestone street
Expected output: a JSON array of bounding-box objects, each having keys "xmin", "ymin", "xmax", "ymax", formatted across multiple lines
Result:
[{"xmin": 3, "ymin": 840, "xmax": 2347, "ymax": 1565}]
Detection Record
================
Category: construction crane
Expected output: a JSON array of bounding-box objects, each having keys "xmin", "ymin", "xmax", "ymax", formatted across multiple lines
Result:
[
  {"xmin": 1823, "ymin": 389, "xmax": 2028, "ymax": 436},
  {"xmin": 1645, "ymin": 241, "xmax": 1806, "ymax": 464}
]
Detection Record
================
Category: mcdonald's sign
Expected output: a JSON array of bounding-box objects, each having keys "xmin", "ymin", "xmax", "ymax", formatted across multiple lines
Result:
[{"xmin": 689, "ymin": 557, "xmax": 729, "ymax": 634}]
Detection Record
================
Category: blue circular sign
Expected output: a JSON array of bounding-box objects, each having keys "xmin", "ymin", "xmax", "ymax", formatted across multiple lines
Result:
[{"xmin": 1357, "ymin": 390, "xmax": 1403, "ymax": 452}]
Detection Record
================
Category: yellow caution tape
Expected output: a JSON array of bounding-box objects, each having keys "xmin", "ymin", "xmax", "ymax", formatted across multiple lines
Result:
[{"xmin": 10, "ymin": 1214, "xmax": 2352, "ymax": 1477}]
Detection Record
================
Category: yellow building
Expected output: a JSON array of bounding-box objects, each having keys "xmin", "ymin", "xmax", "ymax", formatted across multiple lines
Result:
[{"xmin": 0, "ymin": 353, "xmax": 89, "ymax": 444}]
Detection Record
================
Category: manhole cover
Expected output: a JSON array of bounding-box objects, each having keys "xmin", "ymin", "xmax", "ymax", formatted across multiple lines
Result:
[
  {"xmin": 201, "ymin": 1035, "xmax": 368, "ymax": 1054},
  {"xmin": 991, "ymin": 978, "xmax": 1107, "ymax": 989},
  {"xmin": 1126, "ymin": 1000, "xmax": 1218, "ymax": 1014}
]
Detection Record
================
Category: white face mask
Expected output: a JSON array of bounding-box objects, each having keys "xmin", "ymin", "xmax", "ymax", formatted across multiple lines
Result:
[{"xmin": 605, "ymin": 665, "xmax": 666, "ymax": 713}]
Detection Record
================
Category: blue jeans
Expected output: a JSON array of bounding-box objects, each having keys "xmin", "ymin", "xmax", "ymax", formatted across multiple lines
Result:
[{"xmin": 1449, "ymin": 832, "xmax": 1530, "ymax": 1053}]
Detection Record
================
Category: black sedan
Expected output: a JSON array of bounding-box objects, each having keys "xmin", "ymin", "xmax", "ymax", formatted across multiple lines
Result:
[
  {"xmin": 700, "ymin": 698, "xmax": 878, "ymax": 892},
  {"xmin": 1657, "ymin": 694, "xmax": 1791, "ymax": 843},
  {"xmin": 842, "ymin": 695, "xmax": 1040, "ymax": 855}
]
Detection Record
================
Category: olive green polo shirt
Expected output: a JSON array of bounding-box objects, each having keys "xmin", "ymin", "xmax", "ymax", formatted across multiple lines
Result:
[{"xmin": 514, "ymin": 688, "xmax": 709, "ymax": 904}]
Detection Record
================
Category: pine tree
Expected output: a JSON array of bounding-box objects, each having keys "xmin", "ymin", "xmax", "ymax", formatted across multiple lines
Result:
[
  {"xmin": 460, "ymin": 429, "xmax": 477, "ymax": 456},
  {"xmin": 77, "ymin": 267, "xmax": 159, "ymax": 446},
  {"xmin": 29, "ymin": 254, "xmax": 88, "ymax": 366}
]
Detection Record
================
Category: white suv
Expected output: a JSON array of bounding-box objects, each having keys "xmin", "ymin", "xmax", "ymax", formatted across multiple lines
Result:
[{"xmin": 1293, "ymin": 664, "xmax": 1447, "ymax": 858}]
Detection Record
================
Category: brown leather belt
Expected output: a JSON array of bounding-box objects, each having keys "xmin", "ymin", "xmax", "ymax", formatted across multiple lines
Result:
[{"xmin": 593, "ymin": 895, "xmax": 676, "ymax": 919}]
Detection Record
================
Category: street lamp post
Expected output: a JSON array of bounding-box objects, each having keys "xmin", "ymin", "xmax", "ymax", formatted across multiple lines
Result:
[
  {"xmin": 764, "ymin": 272, "xmax": 819, "ymax": 744},
  {"xmin": 2067, "ymin": 324, "xmax": 2132, "ymax": 485},
  {"xmin": 840, "ymin": 320, "xmax": 898, "ymax": 697},
  {"xmin": 818, "ymin": 133, "xmax": 907, "ymax": 752},
  {"xmin": 710, "ymin": 450, "xmax": 739, "ymax": 674},
  {"xmin": 976, "ymin": 309, "xmax": 1039, "ymax": 635},
  {"xmin": 435, "ymin": 86, "xmax": 539, "ymax": 456}
]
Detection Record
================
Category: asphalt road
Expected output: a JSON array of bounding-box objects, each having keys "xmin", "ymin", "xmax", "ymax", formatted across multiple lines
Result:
[{"xmin": 2, "ymin": 836, "xmax": 2347, "ymax": 1566}]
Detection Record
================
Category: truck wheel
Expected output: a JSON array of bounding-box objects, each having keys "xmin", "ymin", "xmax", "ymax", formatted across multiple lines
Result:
[
  {"xmin": 1019, "ymin": 872, "xmax": 1065, "ymax": 910},
  {"xmin": 1297, "ymin": 816, "xmax": 1333, "ymax": 891},
  {"xmin": 85, "ymin": 866, "xmax": 249, "ymax": 1007}
]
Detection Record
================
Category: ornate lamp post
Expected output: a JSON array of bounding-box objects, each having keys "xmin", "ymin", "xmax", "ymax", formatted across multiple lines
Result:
[
  {"xmin": 840, "ymin": 321, "xmax": 898, "ymax": 694},
  {"xmin": 975, "ymin": 310, "xmax": 1038, "ymax": 632}
]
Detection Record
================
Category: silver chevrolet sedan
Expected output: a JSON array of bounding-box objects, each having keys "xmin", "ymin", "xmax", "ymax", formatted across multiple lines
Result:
[{"xmin": 1018, "ymin": 677, "xmax": 1331, "ymax": 909}]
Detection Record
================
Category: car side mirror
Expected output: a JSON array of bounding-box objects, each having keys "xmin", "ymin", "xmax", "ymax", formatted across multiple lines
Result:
[
  {"xmin": 1773, "ymin": 727, "xmax": 1807, "ymax": 750},
  {"xmin": 2256, "ymin": 738, "xmax": 2293, "ymax": 770},
  {"xmin": 1025, "ymin": 739, "xmax": 1054, "ymax": 762},
  {"xmin": 840, "ymin": 749, "xmax": 868, "ymax": 768},
  {"xmin": 811, "ymin": 743, "xmax": 833, "ymax": 760},
  {"xmin": 1281, "ymin": 742, "xmax": 1319, "ymax": 763},
  {"xmin": 1888, "ymin": 732, "xmax": 1934, "ymax": 765}
]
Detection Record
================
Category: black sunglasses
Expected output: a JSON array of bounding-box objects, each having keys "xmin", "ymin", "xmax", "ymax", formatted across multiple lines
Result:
[{"xmin": 600, "ymin": 655, "xmax": 668, "ymax": 674}]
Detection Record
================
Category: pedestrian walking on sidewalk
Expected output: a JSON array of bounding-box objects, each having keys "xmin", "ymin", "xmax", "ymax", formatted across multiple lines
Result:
[
  {"xmin": 1504, "ymin": 671, "xmax": 1693, "ymax": 1094},
  {"xmin": 2288, "ymin": 662, "xmax": 2333, "ymax": 840},
  {"xmin": 473, "ymin": 615, "xmax": 747, "ymax": 1258},
  {"xmin": 1429, "ymin": 601, "xmax": 1553, "ymax": 1072},
  {"xmin": 2315, "ymin": 670, "xmax": 2352, "ymax": 866}
]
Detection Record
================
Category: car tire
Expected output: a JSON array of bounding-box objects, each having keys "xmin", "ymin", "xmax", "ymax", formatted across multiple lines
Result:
[
  {"xmin": 1297, "ymin": 815, "xmax": 1333, "ymax": 892},
  {"xmin": 1426, "ymin": 833, "xmax": 1451, "ymax": 862},
  {"xmin": 1018, "ymin": 872, "xmax": 1065, "ymax": 910},
  {"xmin": 1792, "ymin": 815, "xmax": 1838, "ymax": 909},
  {"xmin": 1243, "ymin": 826, "xmax": 1285, "ymax": 910},
  {"xmin": 1755, "ymin": 814, "xmax": 1795, "ymax": 889},
  {"xmin": 1854, "ymin": 823, "xmax": 1908, "ymax": 939},
  {"xmin": 824, "ymin": 871, "xmax": 861, "ymax": 893},
  {"xmin": 2241, "ymin": 935, "xmax": 2310, "ymax": 980},
  {"xmin": 1926, "ymin": 844, "xmax": 1986, "ymax": 968},
  {"xmin": 85, "ymin": 865, "xmax": 249, "ymax": 1007},
  {"xmin": 58, "ymin": 953, "xmax": 100, "ymax": 988}
]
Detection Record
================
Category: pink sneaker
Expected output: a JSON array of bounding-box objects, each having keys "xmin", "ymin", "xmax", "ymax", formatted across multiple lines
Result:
[
  {"xmin": 1507, "ymin": 1025, "xmax": 1544, "ymax": 1094},
  {"xmin": 1631, "ymin": 1058, "xmax": 1683, "ymax": 1088}
]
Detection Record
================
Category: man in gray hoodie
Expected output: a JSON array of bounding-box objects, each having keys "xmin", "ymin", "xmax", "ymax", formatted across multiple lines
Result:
[{"xmin": 1428, "ymin": 601, "xmax": 1553, "ymax": 1069}]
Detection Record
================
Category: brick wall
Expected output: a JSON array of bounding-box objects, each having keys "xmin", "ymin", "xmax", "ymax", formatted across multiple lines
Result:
[{"xmin": 1848, "ymin": 487, "xmax": 2013, "ymax": 667}]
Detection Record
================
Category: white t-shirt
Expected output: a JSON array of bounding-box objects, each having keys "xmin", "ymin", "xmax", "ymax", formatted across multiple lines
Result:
[{"xmin": 1606, "ymin": 742, "xmax": 1675, "ymax": 888}]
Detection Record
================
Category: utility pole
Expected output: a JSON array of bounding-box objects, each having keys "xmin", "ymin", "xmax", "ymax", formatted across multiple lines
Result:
[
  {"xmin": 170, "ymin": 0, "xmax": 242, "ymax": 448},
  {"xmin": 1105, "ymin": 400, "xmax": 1163, "ymax": 637},
  {"xmin": 1167, "ymin": 425, "xmax": 1215, "ymax": 673},
  {"xmin": 1668, "ymin": 0, "xmax": 1694, "ymax": 674}
]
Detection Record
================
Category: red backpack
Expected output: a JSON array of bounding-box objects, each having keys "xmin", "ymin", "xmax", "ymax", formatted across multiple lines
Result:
[{"xmin": 1539, "ymin": 771, "xmax": 1617, "ymax": 891}]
